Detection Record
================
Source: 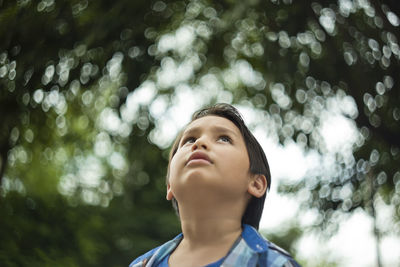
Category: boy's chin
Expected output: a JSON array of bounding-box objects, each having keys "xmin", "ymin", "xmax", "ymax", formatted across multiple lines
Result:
[
  {"xmin": 175, "ymin": 183, "xmax": 242, "ymax": 202},
  {"xmin": 177, "ymin": 169, "xmax": 211, "ymax": 182},
  {"xmin": 179, "ymin": 172, "xmax": 222, "ymax": 188},
  {"xmin": 172, "ymin": 172, "xmax": 246, "ymax": 201}
]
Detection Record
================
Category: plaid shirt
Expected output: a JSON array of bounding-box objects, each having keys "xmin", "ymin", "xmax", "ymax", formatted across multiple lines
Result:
[{"xmin": 129, "ymin": 224, "xmax": 301, "ymax": 267}]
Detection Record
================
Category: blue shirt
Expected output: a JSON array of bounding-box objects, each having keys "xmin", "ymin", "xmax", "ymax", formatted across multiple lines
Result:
[{"xmin": 129, "ymin": 224, "xmax": 301, "ymax": 267}]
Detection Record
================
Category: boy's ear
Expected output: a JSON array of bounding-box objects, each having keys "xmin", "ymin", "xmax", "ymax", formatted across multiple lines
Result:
[
  {"xmin": 248, "ymin": 174, "xmax": 267, "ymax": 198},
  {"xmin": 166, "ymin": 183, "xmax": 174, "ymax": 200}
]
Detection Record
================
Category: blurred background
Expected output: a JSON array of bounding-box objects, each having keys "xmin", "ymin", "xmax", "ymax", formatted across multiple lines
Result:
[{"xmin": 1, "ymin": 0, "xmax": 399, "ymax": 266}]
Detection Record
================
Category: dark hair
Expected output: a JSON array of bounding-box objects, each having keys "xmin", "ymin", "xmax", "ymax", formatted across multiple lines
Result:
[{"xmin": 166, "ymin": 103, "xmax": 271, "ymax": 229}]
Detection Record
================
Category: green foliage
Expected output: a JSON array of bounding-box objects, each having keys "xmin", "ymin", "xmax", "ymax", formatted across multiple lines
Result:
[
  {"xmin": 0, "ymin": 191, "xmax": 179, "ymax": 266},
  {"xmin": 1, "ymin": 0, "xmax": 182, "ymax": 265}
]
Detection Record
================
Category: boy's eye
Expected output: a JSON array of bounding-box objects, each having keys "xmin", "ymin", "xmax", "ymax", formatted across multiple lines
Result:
[
  {"xmin": 218, "ymin": 135, "xmax": 232, "ymax": 143},
  {"xmin": 182, "ymin": 136, "xmax": 196, "ymax": 145}
]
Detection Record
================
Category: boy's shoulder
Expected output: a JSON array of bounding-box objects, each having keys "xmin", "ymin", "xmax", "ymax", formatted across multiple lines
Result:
[
  {"xmin": 264, "ymin": 241, "xmax": 301, "ymax": 267},
  {"xmin": 241, "ymin": 224, "xmax": 301, "ymax": 267}
]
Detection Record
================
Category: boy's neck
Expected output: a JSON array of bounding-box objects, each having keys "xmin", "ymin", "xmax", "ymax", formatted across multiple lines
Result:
[
  {"xmin": 177, "ymin": 200, "xmax": 245, "ymax": 249},
  {"xmin": 167, "ymin": 200, "xmax": 246, "ymax": 266},
  {"xmin": 169, "ymin": 218, "xmax": 242, "ymax": 267},
  {"xmin": 180, "ymin": 217, "xmax": 242, "ymax": 248}
]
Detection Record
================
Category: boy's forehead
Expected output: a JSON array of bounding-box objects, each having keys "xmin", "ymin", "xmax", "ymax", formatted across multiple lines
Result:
[{"xmin": 183, "ymin": 115, "xmax": 241, "ymax": 136}]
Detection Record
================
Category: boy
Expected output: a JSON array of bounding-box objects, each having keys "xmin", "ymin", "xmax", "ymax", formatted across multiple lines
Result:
[{"xmin": 130, "ymin": 103, "xmax": 301, "ymax": 267}]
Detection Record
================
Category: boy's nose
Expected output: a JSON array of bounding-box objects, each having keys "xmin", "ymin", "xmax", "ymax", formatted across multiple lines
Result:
[{"xmin": 191, "ymin": 138, "xmax": 208, "ymax": 151}]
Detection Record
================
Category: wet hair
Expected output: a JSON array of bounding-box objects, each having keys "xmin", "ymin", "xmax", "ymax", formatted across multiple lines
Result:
[{"xmin": 166, "ymin": 103, "xmax": 271, "ymax": 229}]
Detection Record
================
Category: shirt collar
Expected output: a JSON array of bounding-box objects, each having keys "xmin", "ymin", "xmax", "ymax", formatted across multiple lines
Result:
[
  {"xmin": 241, "ymin": 224, "xmax": 269, "ymax": 252},
  {"xmin": 144, "ymin": 233, "xmax": 182, "ymax": 266},
  {"xmin": 144, "ymin": 224, "xmax": 269, "ymax": 267}
]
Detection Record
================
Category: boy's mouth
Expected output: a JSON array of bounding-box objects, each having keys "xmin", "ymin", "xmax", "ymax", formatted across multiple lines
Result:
[{"xmin": 186, "ymin": 151, "xmax": 212, "ymax": 165}]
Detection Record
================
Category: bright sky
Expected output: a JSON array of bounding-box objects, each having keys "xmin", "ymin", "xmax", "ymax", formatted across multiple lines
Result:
[{"xmin": 242, "ymin": 106, "xmax": 400, "ymax": 267}]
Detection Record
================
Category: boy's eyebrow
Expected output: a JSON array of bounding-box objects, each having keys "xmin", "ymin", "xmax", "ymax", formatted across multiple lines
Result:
[{"xmin": 182, "ymin": 125, "xmax": 239, "ymax": 138}]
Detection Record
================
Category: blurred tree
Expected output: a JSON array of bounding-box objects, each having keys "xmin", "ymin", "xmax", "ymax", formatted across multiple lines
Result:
[
  {"xmin": 1, "ymin": 0, "xmax": 400, "ymax": 266},
  {"xmin": 0, "ymin": 0, "xmax": 181, "ymax": 266},
  {"xmin": 0, "ymin": 0, "xmax": 165, "ymax": 185}
]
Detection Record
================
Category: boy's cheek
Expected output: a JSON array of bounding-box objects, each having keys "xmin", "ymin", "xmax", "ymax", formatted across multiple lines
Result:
[
  {"xmin": 169, "ymin": 155, "xmax": 179, "ymax": 172},
  {"xmin": 168, "ymin": 155, "xmax": 183, "ymax": 182},
  {"xmin": 170, "ymin": 150, "xmax": 187, "ymax": 168}
]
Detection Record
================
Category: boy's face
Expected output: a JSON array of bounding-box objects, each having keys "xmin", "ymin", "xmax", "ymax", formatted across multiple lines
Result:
[{"xmin": 167, "ymin": 115, "xmax": 254, "ymax": 206}]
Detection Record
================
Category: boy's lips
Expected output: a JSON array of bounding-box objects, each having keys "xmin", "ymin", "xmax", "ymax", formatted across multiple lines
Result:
[{"xmin": 186, "ymin": 151, "xmax": 212, "ymax": 165}]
